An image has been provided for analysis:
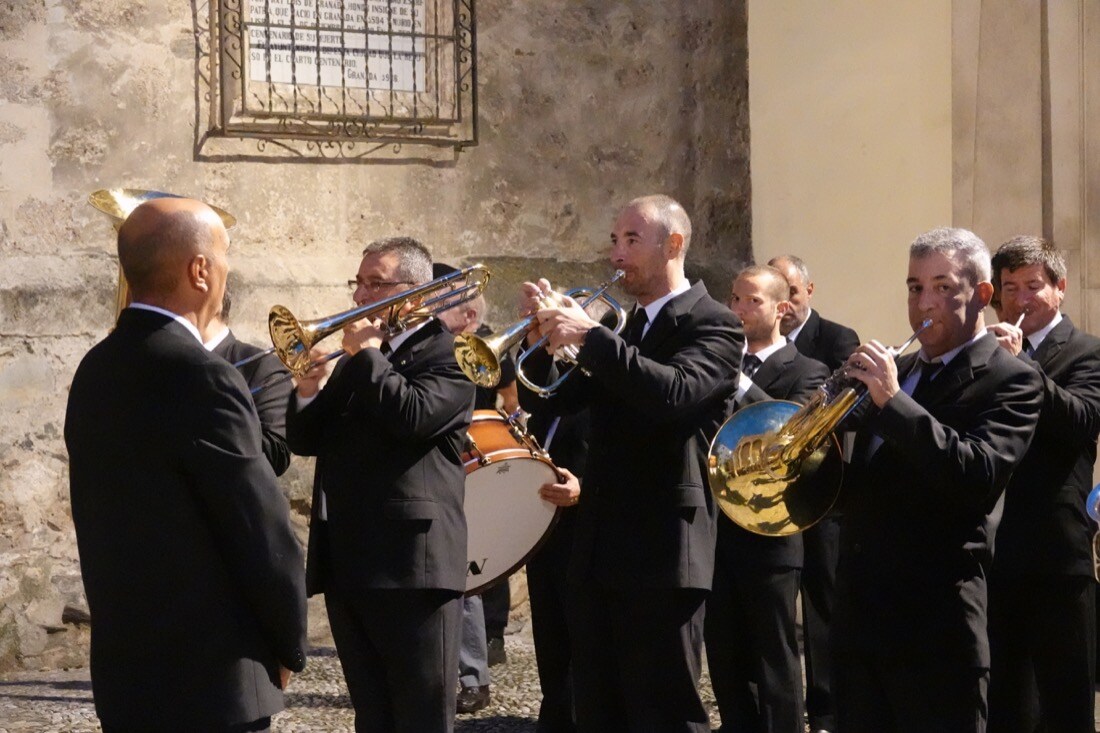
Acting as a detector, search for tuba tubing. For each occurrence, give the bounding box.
[708,319,932,535]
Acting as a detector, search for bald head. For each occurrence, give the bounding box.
[118,198,226,301]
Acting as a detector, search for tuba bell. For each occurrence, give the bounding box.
[708,320,931,536]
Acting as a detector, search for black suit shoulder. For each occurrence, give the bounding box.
[794,310,860,372]
[995,317,1100,576]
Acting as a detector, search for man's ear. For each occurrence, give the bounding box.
[805,281,815,298]
[975,280,994,307]
[189,254,210,293]
[666,232,684,259]
[776,300,791,316]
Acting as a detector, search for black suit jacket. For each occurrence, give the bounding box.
[792,309,860,372]
[287,319,475,596]
[719,343,830,568]
[835,333,1042,669]
[993,316,1100,578]
[64,308,308,730]
[213,331,293,476]
[519,281,744,590]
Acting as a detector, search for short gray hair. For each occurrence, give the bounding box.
[628,194,693,253]
[767,254,811,286]
[909,227,991,286]
[362,236,433,284]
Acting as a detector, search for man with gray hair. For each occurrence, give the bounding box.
[518,194,744,732]
[833,227,1042,731]
[985,236,1100,733]
[287,236,475,733]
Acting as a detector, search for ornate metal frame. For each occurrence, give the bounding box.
[193,0,476,160]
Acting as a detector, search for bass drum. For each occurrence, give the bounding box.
[463,410,560,596]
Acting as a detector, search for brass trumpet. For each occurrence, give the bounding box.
[708,319,932,536]
[454,271,628,396]
[264,263,491,379]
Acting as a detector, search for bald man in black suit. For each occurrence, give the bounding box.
[65,198,308,733]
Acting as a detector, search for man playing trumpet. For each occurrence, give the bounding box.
[832,227,1042,732]
[517,194,744,733]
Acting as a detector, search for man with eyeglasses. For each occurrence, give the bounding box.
[287,236,476,733]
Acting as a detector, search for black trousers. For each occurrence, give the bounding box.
[833,645,989,733]
[527,517,577,733]
[568,584,710,733]
[800,516,839,732]
[325,586,462,733]
[705,561,804,733]
[987,573,1096,733]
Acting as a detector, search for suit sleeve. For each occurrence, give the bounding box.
[1022,343,1100,448]
[183,363,308,672]
[248,353,293,476]
[872,362,1042,513]
[339,344,475,442]
[573,312,744,424]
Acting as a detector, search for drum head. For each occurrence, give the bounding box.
[464,456,559,595]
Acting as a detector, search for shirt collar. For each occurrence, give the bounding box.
[128,303,203,345]
[917,329,986,367]
[745,338,787,365]
[639,279,692,325]
[386,318,431,355]
[1026,311,1062,351]
[203,325,231,351]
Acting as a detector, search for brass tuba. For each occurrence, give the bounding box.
[708,320,931,536]
[88,189,236,320]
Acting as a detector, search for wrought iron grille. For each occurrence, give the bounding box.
[195,0,476,159]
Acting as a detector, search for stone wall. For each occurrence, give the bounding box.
[0,0,750,670]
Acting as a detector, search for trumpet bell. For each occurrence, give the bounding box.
[708,400,843,536]
[454,333,503,388]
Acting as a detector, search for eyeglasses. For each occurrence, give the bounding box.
[347,279,412,292]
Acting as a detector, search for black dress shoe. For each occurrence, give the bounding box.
[456,684,491,714]
[487,636,506,666]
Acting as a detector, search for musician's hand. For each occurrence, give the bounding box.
[295,345,335,399]
[279,665,292,690]
[539,467,581,507]
[845,340,900,408]
[519,280,553,347]
[538,295,600,353]
[987,321,1024,356]
[342,318,385,356]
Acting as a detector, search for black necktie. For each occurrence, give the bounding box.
[741,353,762,379]
[623,308,649,345]
[1023,338,1035,357]
[910,360,942,402]
[379,342,393,357]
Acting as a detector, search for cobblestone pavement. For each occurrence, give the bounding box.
[0,634,722,732]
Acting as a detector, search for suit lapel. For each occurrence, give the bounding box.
[635,282,707,355]
[388,319,442,369]
[751,344,795,392]
[1033,315,1071,365]
[794,310,821,352]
